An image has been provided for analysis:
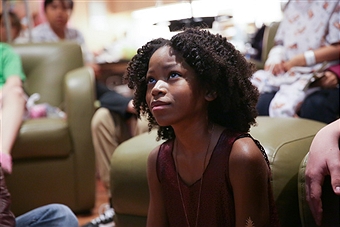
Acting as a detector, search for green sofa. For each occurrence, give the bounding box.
[110,117,339,227]
[5,42,97,216]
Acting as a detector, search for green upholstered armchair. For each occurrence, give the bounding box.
[110,117,340,227]
[5,42,96,216]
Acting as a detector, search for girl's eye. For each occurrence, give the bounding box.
[169,72,180,79]
[146,77,156,84]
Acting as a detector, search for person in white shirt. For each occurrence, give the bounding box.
[31,0,98,74]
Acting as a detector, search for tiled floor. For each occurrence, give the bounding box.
[76,179,109,226]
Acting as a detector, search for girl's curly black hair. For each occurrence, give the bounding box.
[126,27,259,141]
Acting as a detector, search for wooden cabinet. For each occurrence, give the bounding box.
[98,60,129,89]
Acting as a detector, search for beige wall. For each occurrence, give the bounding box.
[2,1,282,55]
[71,2,133,53]
[70,1,176,53]
[0,0,164,52]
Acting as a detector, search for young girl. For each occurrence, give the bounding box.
[126,28,280,227]
[0,43,26,174]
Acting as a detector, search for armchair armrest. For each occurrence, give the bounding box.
[64,66,96,132]
[64,66,97,208]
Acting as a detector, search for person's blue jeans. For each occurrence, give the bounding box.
[16,204,78,227]
[299,88,339,124]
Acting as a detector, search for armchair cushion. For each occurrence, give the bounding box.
[11,118,71,160]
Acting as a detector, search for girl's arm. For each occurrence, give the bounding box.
[230,138,271,227]
[146,145,168,227]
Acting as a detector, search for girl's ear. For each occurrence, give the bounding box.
[205,90,217,101]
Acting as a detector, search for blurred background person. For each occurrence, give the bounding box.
[0,42,26,174]
[299,64,339,124]
[253,0,339,123]
[30,0,99,74]
[0,11,23,43]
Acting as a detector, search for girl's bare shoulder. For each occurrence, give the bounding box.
[148,145,161,164]
[229,137,269,180]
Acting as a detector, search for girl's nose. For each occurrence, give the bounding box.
[151,80,167,98]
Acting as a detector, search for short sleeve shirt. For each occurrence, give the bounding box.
[0,43,26,88]
[275,0,340,60]
[31,22,94,64]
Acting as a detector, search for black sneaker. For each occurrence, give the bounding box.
[81,204,115,227]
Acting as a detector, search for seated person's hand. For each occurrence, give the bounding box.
[283,52,309,71]
[310,70,338,89]
[305,119,340,225]
[126,99,137,115]
[86,63,101,79]
[264,62,285,76]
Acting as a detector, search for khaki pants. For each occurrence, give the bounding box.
[91,108,148,196]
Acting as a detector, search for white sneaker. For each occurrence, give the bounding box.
[81,204,115,227]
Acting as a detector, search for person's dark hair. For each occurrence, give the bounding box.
[0,11,22,34]
[126,27,259,140]
[44,0,74,11]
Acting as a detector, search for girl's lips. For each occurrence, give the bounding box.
[150,100,170,110]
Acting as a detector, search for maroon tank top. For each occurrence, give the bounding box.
[156,130,280,227]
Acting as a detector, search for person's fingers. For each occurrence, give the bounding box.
[332,179,340,195]
[310,72,338,88]
[272,64,282,75]
[277,62,286,74]
[282,61,290,72]
[329,161,340,195]
[305,155,326,227]
[271,66,278,75]
[127,99,137,114]
[264,64,271,71]
[322,71,338,88]
[306,174,324,226]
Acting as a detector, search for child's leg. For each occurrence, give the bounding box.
[0,76,26,173]
[15,204,78,227]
